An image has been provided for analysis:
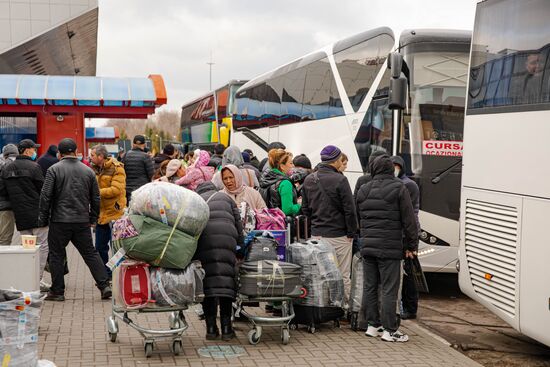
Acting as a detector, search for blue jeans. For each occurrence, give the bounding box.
[95,223,112,278]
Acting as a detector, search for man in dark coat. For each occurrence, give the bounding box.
[0,139,49,282]
[353,150,386,199]
[356,154,418,343]
[0,144,18,246]
[391,155,420,320]
[195,182,243,341]
[153,143,177,171]
[207,143,225,168]
[122,135,154,203]
[302,145,357,308]
[243,148,260,169]
[37,145,59,176]
[38,138,111,302]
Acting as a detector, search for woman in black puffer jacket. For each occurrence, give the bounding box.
[195,182,244,341]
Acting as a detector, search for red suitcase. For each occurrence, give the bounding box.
[117,260,151,309]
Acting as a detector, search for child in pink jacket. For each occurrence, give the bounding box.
[175,150,215,191]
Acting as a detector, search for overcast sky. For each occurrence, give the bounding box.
[96,0,478,115]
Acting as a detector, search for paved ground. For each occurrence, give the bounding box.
[36,246,482,367]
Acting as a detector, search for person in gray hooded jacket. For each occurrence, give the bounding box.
[211,145,259,189]
[0,144,18,245]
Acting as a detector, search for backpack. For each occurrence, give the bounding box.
[254,207,286,230]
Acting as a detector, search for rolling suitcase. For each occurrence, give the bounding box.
[239,260,303,297]
[293,215,310,242]
[114,260,151,309]
[291,304,344,333]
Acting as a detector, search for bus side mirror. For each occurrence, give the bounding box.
[387,52,407,110]
[389,76,407,110]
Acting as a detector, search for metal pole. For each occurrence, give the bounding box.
[392,109,402,156]
[207,51,214,91]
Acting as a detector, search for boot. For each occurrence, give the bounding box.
[221,316,235,341]
[205,316,219,340]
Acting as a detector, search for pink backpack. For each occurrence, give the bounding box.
[254,208,287,230]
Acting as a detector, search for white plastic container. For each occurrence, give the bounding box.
[0,246,40,292]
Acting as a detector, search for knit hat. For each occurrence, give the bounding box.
[2,144,18,158]
[293,154,312,169]
[320,145,342,162]
[242,151,251,163]
[165,159,182,177]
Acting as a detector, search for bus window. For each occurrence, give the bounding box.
[468,0,550,111]
[302,57,333,121]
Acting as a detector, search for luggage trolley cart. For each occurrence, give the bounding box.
[235,295,295,345]
[107,302,189,357]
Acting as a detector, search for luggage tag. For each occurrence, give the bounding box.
[107,248,126,270]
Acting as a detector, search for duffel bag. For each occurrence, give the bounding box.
[245,235,279,262]
[239,260,302,297]
[113,214,197,270]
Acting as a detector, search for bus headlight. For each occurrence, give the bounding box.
[429,236,437,244]
[420,231,429,241]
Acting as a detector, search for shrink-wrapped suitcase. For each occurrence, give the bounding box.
[150,261,205,307]
[239,260,302,297]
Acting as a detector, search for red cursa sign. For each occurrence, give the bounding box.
[422,140,463,156]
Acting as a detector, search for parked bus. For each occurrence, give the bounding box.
[458,0,550,347]
[180,80,246,152]
[232,27,470,272]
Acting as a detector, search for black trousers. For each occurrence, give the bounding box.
[202,297,233,319]
[363,256,401,333]
[48,222,109,295]
[401,258,419,314]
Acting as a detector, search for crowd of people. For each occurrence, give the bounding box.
[0,133,420,343]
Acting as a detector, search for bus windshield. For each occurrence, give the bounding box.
[403,46,469,174]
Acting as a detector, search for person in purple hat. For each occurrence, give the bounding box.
[301,145,357,309]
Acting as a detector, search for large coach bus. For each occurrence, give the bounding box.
[180,80,246,151]
[458,0,550,347]
[232,27,470,272]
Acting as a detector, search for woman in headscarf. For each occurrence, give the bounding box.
[221,165,266,210]
[211,146,259,189]
[175,150,214,191]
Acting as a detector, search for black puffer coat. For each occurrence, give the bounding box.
[356,154,418,259]
[259,169,296,209]
[123,148,154,195]
[195,182,244,299]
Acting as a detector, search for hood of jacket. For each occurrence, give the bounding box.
[259,169,286,189]
[369,154,394,178]
[391,155,406,178]
[193,150,211,168]
[222,145,244,167]
[196,181,218,195]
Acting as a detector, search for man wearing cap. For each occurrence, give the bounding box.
[90,144,127,278]
[0,139,50,280]
[122,135,154,203]
[301,145,358,309]
[0,144,18,245]
[38,138,111,301]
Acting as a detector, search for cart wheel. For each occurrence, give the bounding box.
[107,315,118,333]
[334,319,341,328]
[307,326,316,334]
[247,329,261,345]
[289,323,298,331]
[350,313,359,331]
[281,329,290,345]
[171,340,182,356]
[144,342,154,358]
[108,331,117,343]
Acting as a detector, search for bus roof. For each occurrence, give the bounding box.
[399,29,471,49]
[181,79,247,109]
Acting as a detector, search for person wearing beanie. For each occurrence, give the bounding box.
[301,145,357,308]
[0,144,18,246]
[37,144,59,176]
[38,138,111,302]
[241,151,261,181]
[293,154,312,170]
[243,148,260,169]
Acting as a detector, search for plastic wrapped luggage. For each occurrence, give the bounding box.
[113,260,151,309]
[349,253,367,331]
[0,290,42,367]
[292,304,344,333]
[129,181,209,237]
[287,240,344,307]
[113,215,197,270]
[239,260,302,297]
[245,235,279,262]
[150,261,205,307]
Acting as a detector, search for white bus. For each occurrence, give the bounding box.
[232,27,470,273]
[458,0,550,347]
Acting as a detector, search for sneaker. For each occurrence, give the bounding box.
[365,325,384,337]
[101,285,112,300]
[39,280,51,293]
[44,292,65,302]
[381,329,409,342]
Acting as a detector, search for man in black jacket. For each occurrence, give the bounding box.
[38,138,111,302]
[391,155,420,320]
[356,154,418,342]
[0,139,50,282]
[207,143,225,168]
[153,143,177,171]
[37,144,59,176]
[302,145,357,308]
[353,150,386,199]
[123,135,154,203]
